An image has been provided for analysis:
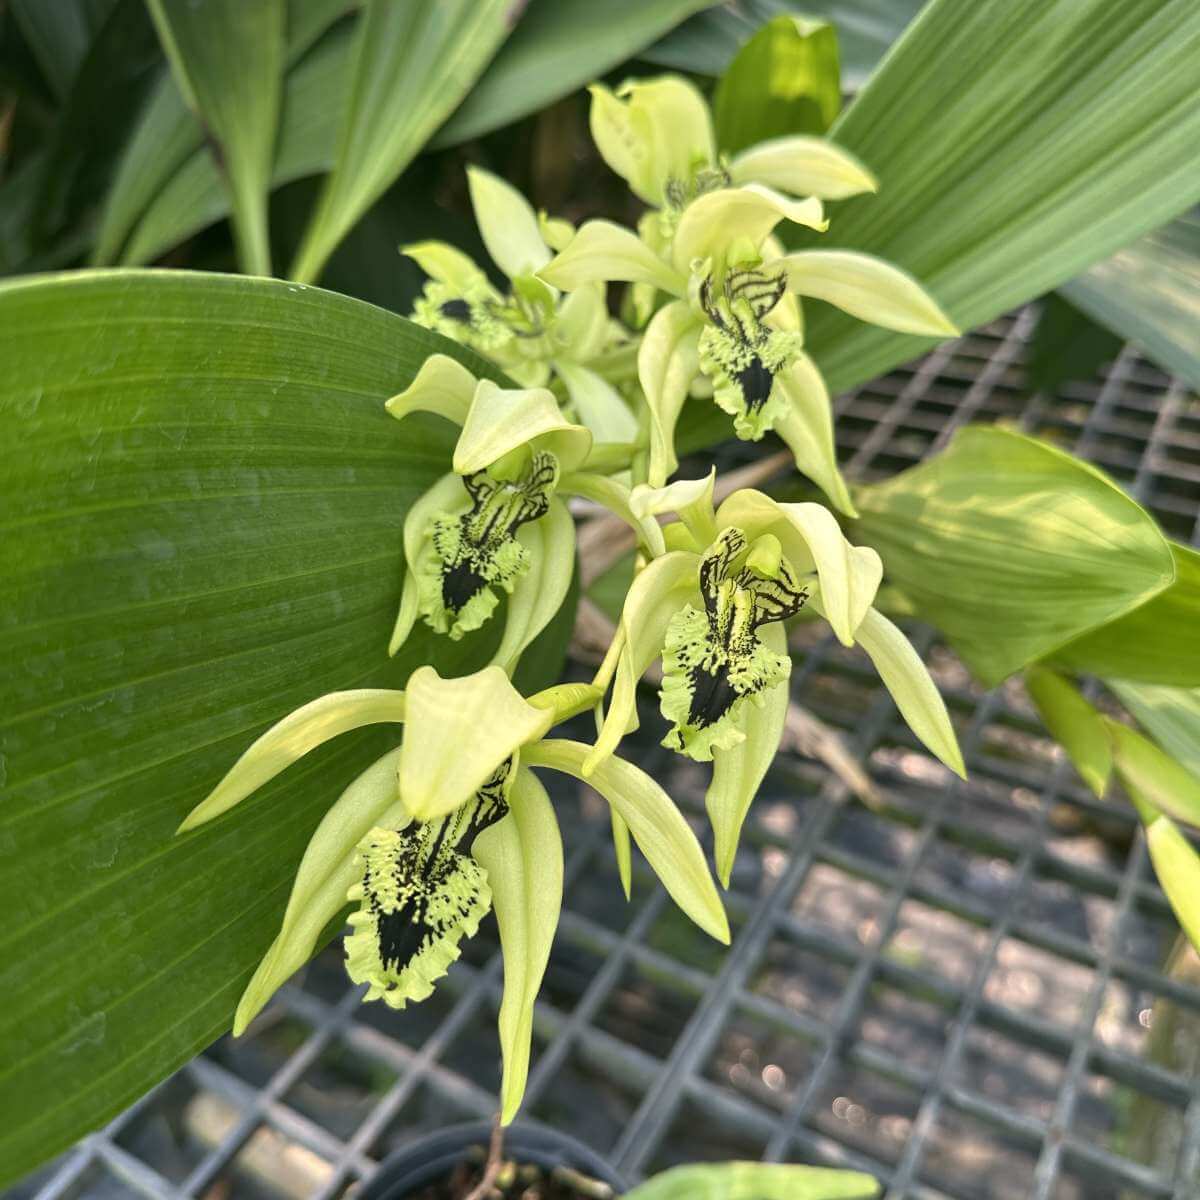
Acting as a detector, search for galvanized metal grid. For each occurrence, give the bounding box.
[10,305,1200,1200]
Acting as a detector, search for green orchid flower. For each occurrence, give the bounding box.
[177,667,728,1124]
[587,480,965,884]
[541,75,957,511]
[385,356,590,669]
[407,165,640,445]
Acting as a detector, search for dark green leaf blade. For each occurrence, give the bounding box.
[146,0,285,274]
[852,426,1175,686]
[801,0,1200,395]
[1061,210,1200,394]
[432,0,715,149]
[0,269,509,1183]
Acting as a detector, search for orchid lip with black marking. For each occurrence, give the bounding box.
[660,526,810,760]
[417,451,559,639]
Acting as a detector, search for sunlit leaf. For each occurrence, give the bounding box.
[1109,682,1200,782]
[1107,718,1200,831]
[1025,666,1111,798]
[624,1160,880,1200]
[852,427,1175,686]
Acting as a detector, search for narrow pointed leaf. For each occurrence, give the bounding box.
[472,768,563,1125]
[146,0,284,274]
[852,427,1175,686]
[1110,683,1200,782]
[525,739,729,944]
[1107,718,1200,831]
[845,606,964,778]
[290,0,511,283]
[1025,667,1111,798]
[1143,811,1200,955]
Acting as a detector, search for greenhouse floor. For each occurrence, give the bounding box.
[11,306,1200,1200]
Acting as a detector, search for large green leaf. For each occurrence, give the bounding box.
[624,1161,880,1200]
[797,0,1200,395]
[8,0,114,101]
[289,0,511,284]
[1051,543,1200,686]
[1061,210,1200,394]
[0,269,572,1184]
[92,0,351,267]
[852,427,1175,686]
[146,0,284,275]
[433,0,714,148]
[645,0,920,89]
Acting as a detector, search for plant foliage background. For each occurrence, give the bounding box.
[1,0,1199,1184]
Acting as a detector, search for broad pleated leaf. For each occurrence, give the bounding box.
[1051,543,1200,686]
[852,427,1175,686]
[1061,211,1200,394]
[434,0,713,148]
[472,768,563,1124]
[146,0,284,274]
[796,0,1200,396]
[289,0,511,283]
[0,269,574,1185]
[1025,666,1112,798]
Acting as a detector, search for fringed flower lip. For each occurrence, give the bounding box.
[175,668,729,1124]
[584,482,965,886]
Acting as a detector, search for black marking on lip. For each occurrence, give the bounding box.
[734,353,774,411]
[441,558,487,611]
[687,661,740,728]
[439,298,472,321]
[375,901,433,972]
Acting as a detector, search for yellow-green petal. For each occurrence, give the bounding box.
[233,748,408,1034]
[385,353,476,427]
[541,220,687,295]
[402,240,489,290]
[178,689,408,831]
[672,184,827,272]
[730,135,877,200]
[631,469,717,547]
[399,666,553,821]
[472,767,563,1124]
[774,353,856,516]
[556,360,639,443]
[588,77,715,206]
[782,250,959,336]
[849,605,965,778]
[525,738,729,944]
[715,490,881,644]
[466,164,551,281]
[707,622,790,886]
[638,299,702,486]
[453,379,592,474]
[489,498,577,675]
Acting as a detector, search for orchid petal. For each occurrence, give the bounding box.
[730,135,877,200]
[541,220,686,295]
[453,379,592,474]
[466,164,551,280]
[385,353,476,427]
[775,353,856,516]
[638,299,702,485]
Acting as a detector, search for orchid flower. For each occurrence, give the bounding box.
[587,478,965,884]
[177,668,728,1123]
[541,77,957,512]
[407,165,640,444]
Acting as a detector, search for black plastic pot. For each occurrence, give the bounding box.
[359,1121,628,1199]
